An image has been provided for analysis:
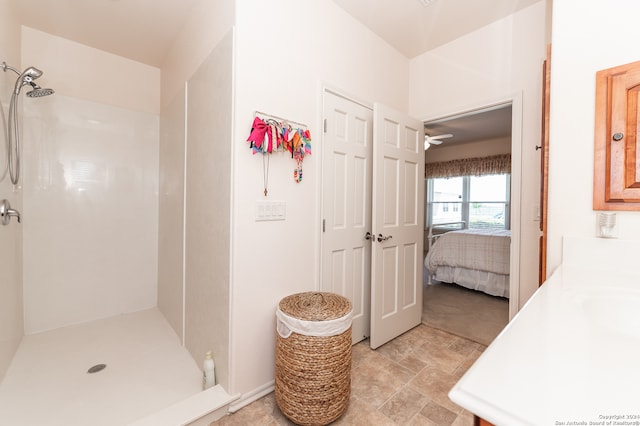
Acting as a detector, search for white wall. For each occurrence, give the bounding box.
[22,27,159,115]
[231,0,410,398]
[21,28,160,333]
[0,0,23,381]
[157,86,185,342]
[547,1,640,272]
[157,0,235,389]
[160,0,235,109]
[409,1,546,308]
[184,31,233,390]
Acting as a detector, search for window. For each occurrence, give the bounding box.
[427,173,510,231]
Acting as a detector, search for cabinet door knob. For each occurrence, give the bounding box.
[612,132,624,141]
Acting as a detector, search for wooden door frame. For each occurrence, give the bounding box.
[539,44,551,284]
[422,93,523,320]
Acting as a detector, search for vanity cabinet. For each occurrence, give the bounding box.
[594,60,640,210]
[474,416,494,426]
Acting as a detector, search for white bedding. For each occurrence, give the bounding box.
[424,228,511,298]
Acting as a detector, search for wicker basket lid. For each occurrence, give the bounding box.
[279,292,352,321]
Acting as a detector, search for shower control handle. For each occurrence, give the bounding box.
[0,199,21,225]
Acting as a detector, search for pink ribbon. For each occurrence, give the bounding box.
[247,117,274,153]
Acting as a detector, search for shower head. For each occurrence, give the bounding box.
[2,62,42,80]
[3,63,51,96]
[26,82,54,98]
[2,61,53,186]
[13,66,44,95]
[27,87,55,98]
[21,66,43,80]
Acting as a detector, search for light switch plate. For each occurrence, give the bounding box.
[255,200,286,221]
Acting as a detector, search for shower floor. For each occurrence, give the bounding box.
[0,308,203,426]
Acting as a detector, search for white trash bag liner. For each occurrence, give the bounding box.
[276,307,353,338]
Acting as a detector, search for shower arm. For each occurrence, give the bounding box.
[1,61,21,76]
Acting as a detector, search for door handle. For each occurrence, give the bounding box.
[377,233,392,242]
[365,231,373,241]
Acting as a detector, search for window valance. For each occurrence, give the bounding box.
[425,153,511,179]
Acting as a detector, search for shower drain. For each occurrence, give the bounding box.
[87,363,107,374]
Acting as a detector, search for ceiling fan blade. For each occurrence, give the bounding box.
[424,138,443,149]
[424,133,453,148]
[429,133,453,140]
[425,133,452,142]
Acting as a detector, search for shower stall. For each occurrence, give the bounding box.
[0,21,235,426]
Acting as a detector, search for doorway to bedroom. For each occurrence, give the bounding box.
[422,104,512,346]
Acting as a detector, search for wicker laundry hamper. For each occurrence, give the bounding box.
[275,292,353,426]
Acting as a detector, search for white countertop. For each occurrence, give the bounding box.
[449,237,640,426]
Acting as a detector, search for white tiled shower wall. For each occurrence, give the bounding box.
[22,95,159,333]
[20,27,160,334]
[157,30,234,391]
[0,0,23,381]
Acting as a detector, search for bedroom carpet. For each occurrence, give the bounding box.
[422,281,509,346]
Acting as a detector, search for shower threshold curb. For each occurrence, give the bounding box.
[128,385,240,426]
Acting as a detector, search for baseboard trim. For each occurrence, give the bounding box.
[228,381,275,413]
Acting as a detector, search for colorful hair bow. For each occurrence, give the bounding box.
[247,117,275,154]
[246,114,312,190]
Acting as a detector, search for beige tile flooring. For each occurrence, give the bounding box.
[211,324,485,425]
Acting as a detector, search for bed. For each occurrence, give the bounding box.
[424,227,511,298]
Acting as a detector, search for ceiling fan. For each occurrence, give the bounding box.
[424,133,453,149]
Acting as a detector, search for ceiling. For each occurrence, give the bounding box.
[12,0,202,68]
[331,0,541,58]
[424,105,512,148]
[329,0,530,148]
[11,0,542,68]
[12,0,525,140]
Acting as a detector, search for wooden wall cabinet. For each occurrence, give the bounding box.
[594,60,640,210]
